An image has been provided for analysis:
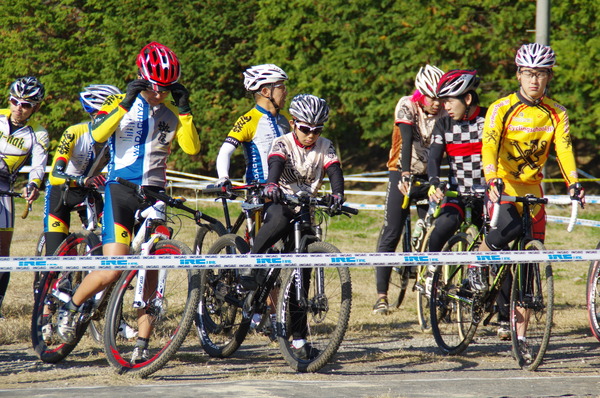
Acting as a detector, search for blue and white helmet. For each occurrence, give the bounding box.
[79,84,122,113]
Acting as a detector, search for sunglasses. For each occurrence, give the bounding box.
[295,121,324,135]
[9,96,34,109]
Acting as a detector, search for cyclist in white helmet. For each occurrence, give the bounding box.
[215,64,290,187]
[0,76,49,318]
[44,84,122,257]
[373,65,446,315]
[477,43,584,358]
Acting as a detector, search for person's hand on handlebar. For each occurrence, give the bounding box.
[569,182,585,208]
[486,178,504,203]
[427,178,445,203]
[398,173,411,196]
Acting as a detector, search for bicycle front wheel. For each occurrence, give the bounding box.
[193,221,227,254]
[586,241,600,342]
[103,240,200,377]
[389,231,410,308]
[195,234,251,358]
[430,233,477,355]
[510,239,553,371]
[277,242,352,372]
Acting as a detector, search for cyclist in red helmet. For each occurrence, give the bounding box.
[55,43,200,364]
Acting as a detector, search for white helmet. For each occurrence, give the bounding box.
[79,85,122,113]
[515,43,555,69]
[289,94,329,125]
[243,64,288,92]
[415,65,444,98]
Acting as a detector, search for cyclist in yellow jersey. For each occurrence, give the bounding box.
[474,43,585,348]
[56,43,200,364]
[215,64,289,187]
[43,85,122,257]
[0,76,48,318]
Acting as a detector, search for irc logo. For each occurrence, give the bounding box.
[403,255,430,262]
[101,260,135,265]
[18,260,48,267]
[180,259,216,265]
[257,258,292,264]
[331,257,366,263]
[548,254,573,260]
[476,255,502,261]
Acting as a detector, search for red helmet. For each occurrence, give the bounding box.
[136,42,181,89]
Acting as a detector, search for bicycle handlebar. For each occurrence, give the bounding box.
[116,177,220,225]
[283,193,359,216]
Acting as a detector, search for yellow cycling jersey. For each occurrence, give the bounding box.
[482,91,578,186]
[0,109,49,187]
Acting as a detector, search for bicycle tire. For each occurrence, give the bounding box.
[415,227,435,332]
[390,231,410,308]
[430,233,477,355]
[193,221,227,255]
[103,239,200,377]
[31,271,90,363]
[195,234,252,358]
[277,241,352,372]
[53,232,104,343]
[510,239,553,371]
[32,232,46,294]
[586,241,600,342]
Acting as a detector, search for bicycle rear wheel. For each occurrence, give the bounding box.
[195,234,251,358]
[31,271,90,363]
[430,234,477,355]
[54,232,105,343]
[277,242,352,372]
[103,240,200,377]
[586,241,600,342]
[510,239,553,371]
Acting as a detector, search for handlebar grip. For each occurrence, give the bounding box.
[21,205,30,219]
[567,199,579,233]
[401,194,410,210]
[490,200,501,229]
[115,177,138,191]
[341,205,359,215]
[202,184,226,195]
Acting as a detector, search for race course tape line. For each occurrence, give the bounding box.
[5,250,600,272]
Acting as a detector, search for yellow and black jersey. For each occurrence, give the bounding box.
[0,109,48,186]
[482,91,578,186]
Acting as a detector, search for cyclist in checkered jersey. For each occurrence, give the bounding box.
[427,69,487,252]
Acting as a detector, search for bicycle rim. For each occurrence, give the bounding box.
[510,239,553,371]
[586,242,600,342]
[195,234,251,358]
[430,234,477,355]
[103,240,200,377]
[277,241,352,372]
[31,271,89,363]
[390,231,410,308]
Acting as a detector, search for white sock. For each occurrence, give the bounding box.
[291,339,306,349]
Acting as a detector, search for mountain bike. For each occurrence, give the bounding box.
[586,244,600,342]
[429,190,578,371]
[200,193,357,372]
[194,182,276,352]
[101,177,224,377]
[385,177,433,331]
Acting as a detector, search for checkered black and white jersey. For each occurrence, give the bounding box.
[428,107,488,193]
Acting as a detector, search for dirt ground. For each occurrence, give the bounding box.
[2,303,600,395]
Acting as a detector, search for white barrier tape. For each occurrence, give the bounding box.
[3,250,599,272]
[547,215,600,228]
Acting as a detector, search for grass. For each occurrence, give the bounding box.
[1,193,599,347]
